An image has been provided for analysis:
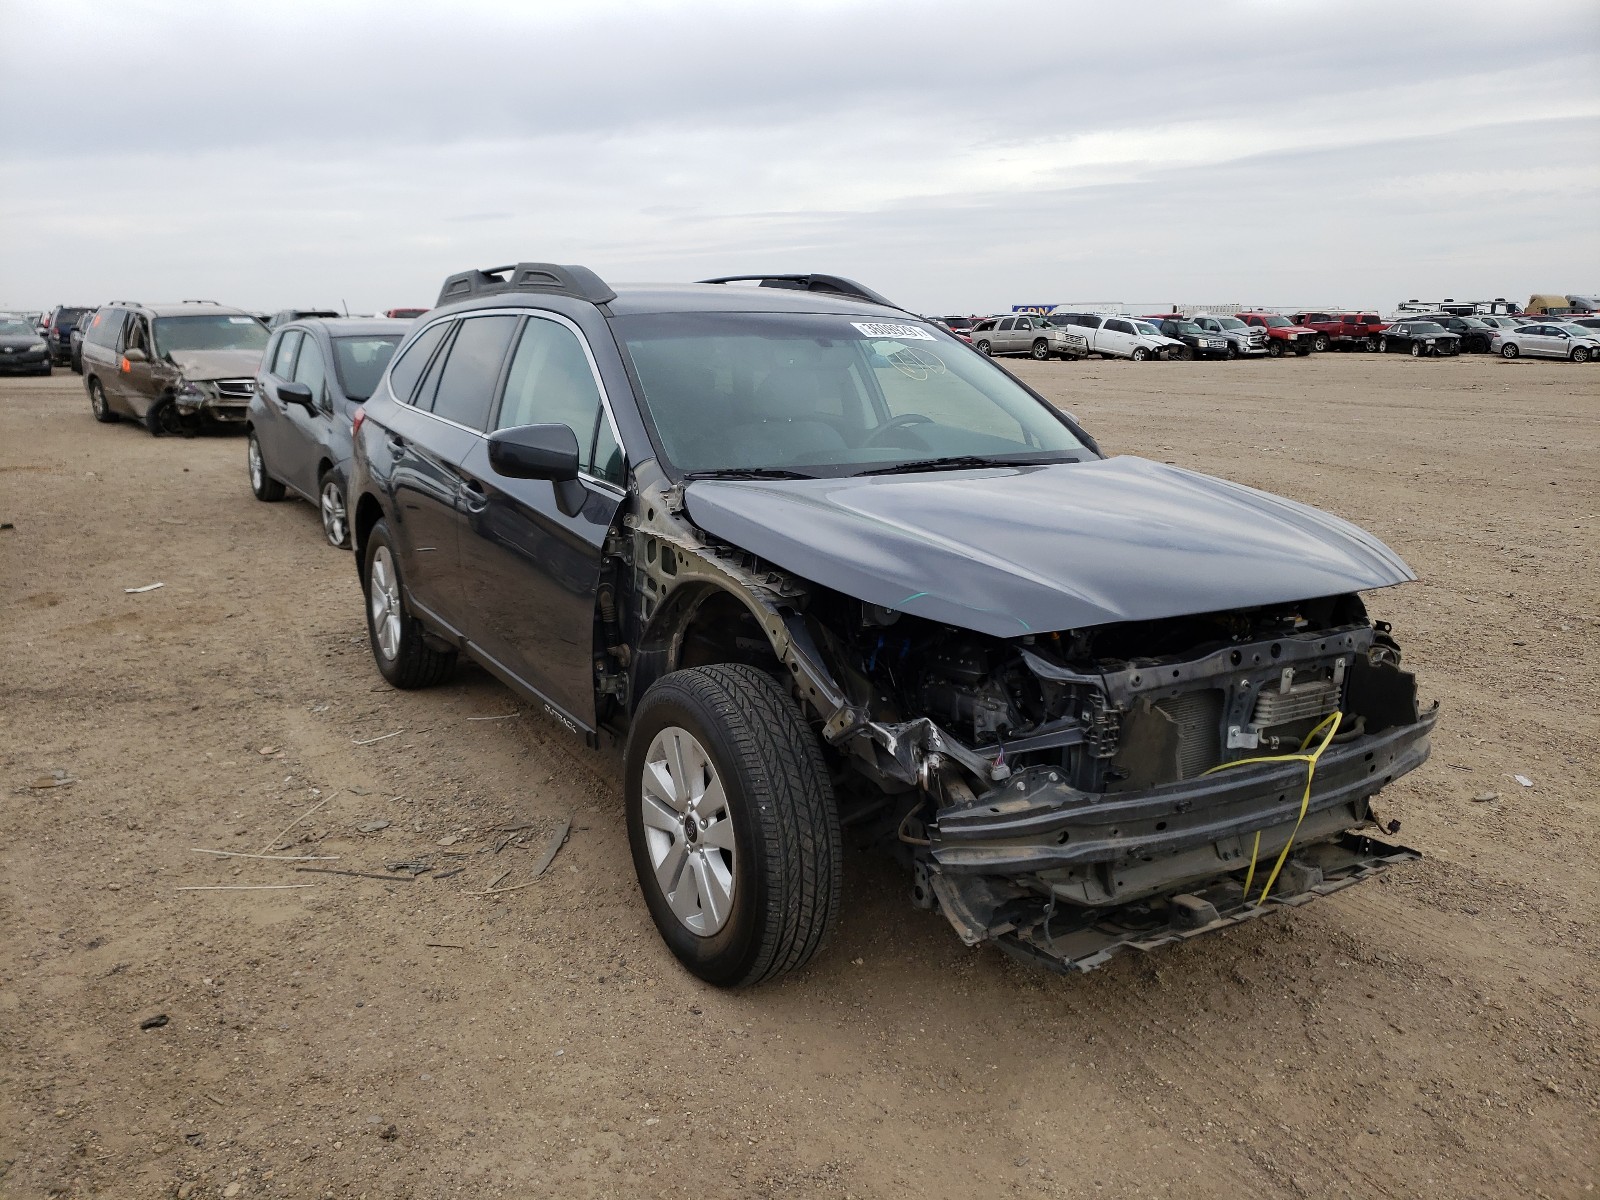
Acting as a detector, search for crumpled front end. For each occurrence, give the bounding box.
[808,595,1436,974]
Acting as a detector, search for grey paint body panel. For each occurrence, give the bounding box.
[684,455,1414,637]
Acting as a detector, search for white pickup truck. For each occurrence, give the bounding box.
[1044,311,1181,360]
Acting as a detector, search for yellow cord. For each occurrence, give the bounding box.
[1201,711,1343,906]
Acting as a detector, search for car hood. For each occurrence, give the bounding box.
[0,334,42,350]
[684,456,1415,638]
[164,349,264,380]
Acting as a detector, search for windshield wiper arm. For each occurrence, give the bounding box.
[680,467,817,481]
[857,454,1077,477]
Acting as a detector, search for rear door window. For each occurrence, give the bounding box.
[427,315,518,431]
[386,320,451,404]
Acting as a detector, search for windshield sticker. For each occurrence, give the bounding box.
[851,321,935,341]
[227,317,256,324]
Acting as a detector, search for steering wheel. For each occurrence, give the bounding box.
[863,413,933,446]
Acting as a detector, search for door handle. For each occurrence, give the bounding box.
[461,479,488,512]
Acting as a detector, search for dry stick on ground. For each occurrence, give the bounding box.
[465,714,519,721]
[424,942,466,949]
[176,884,317,892]
[293,867,417,883]
[485,869,512,891]
[257,793,334,854]
[191,849,339,861]
[352,730,403,746]
[464,816,572,896]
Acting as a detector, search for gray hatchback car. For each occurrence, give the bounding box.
[246,318,409,546]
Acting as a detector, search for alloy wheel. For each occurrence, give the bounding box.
[321,479,348,547]
[248,436,264,492]
[639,725,737,936]
[368,546,403,663]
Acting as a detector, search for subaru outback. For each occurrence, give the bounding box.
[348,263,1436,987]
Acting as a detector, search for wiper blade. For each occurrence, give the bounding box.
[680,467,817,481]
[857,454,1076,477]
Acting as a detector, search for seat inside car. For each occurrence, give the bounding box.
[728,365,852,465]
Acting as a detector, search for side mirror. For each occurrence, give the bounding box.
[123,348,147,363]
[278,381,315,408]
[488,423,579,482]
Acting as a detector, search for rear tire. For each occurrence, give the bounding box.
[248,431,286,501]
[88,378,119,423]
[361,519,456,689]
[1366,336,1380,352]
[626,664,843,988]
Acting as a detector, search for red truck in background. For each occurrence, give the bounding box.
[1237,312,1319,356]
[1291,312,1390,352]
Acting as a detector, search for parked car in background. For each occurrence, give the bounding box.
[1143,316,1230,359]
[268,308,340,329]
[936,315,976,343]
[247,318,409,546]
[347,260,1435,987]
[1237,313,1317,356]
[1046,312,1174,360]
[384,307,429,320]
[81,301,271,434]
[1491,322,1600,362]
[1290,313,1386,352]
[1378,321,1460,357]
[970,313,1087,359]
[69,309,98,373]
[43,305,97,366]
[1569,316,1600,333]
[1189,313,1269,357]
[1406,313,1496,353]
[0,315,52,375]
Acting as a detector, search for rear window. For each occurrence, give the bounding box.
[57,307,92,324]
[333,335,403,402]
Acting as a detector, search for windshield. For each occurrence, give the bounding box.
[153,314,269,356]
[1557,324,1595,337]
[0,319,35,337]
[1170,321,1202,335]
[333,335,403,401]
[617,312,1091,477]
[1262,315,1294,328]
[1134,322,1163,337]
[1213,317,1246,330]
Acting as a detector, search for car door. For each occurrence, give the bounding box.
[1101,318,1137,357]
[384,313,520,632]
[254,330,302,479]
[455,312,626,733]
[1521,325,1557,358]
[281,332,334,497]
[117,313,158,416]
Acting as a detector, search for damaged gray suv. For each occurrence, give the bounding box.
[349,263,1437,987]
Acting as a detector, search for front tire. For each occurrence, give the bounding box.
[1411,342,1424,358]
[145,397,182,437]
[626,664,843,988]
[975,339,991,356]
[1030,339,1050,361]
[1130,347,1149,362]
[1501,343,1519,359]
[1574,346,1591,364]
[1313,334,1329,352]
[88,378,119,423]
[318,469,350,548]
[361,520,456,689]
[1267,341,1283,358]
[247,431,286,501]
[1226,343,1239,360]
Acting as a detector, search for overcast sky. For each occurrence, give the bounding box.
[2,0,1596,315]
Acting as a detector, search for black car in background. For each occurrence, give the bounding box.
[344,261,1434,989]
[1146,316,1230,359]
[1379,321,1461,357]
[247,318,408,547]
[44,305,96,365]
[0,315,52,375]
[1407,313,1495,352]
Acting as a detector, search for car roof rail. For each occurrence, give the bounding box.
[181,299,221,304]
[697,274,902,311]
[436,262,616,308]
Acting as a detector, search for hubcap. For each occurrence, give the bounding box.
[91,384,105,415]
[248,437,263,490]
[368,546,402,662]
[321,481,346,545]
[640,726,736,936]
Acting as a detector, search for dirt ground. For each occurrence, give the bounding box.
[1,353,1596,1200]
